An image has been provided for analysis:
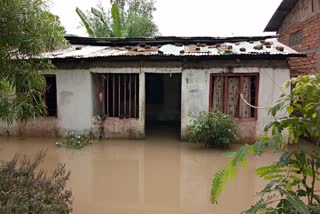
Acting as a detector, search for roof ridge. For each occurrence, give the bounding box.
[65,35,278,46]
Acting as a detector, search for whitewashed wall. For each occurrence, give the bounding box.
[180,67,290,142]
[0,65,290,142]
[56,69,93,133]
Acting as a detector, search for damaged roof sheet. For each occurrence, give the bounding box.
[41,36,302,59]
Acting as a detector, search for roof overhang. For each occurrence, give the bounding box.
[264,0,299,32]
[50,53,304,64]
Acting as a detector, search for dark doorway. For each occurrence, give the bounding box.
[145,73,181,138]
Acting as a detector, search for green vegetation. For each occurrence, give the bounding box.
[244,149,320,213]
[0,0,66,124]
[57,131,92,149]
[0,152,72,213]
[187,111,237,148]
[0,1,71,212]
[76,0,159,37]
[211,74,320,213]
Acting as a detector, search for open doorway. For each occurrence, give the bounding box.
[145,73,181,138]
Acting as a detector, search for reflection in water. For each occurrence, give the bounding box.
[0,136,280,214]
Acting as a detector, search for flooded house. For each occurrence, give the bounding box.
[0,36,303,143]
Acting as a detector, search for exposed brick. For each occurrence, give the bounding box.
[278,11,320,76]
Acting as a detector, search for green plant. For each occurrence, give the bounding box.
[211,74,320,213]
[76,0,159,37]
[95,115,106,140]
[0,152,72,213]
[111,2,121,37]
[58,131,91,149]
[187,111,237,148]
[244,149,320,214]
[0,0,66,124]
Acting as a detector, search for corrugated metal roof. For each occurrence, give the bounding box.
[41,37,302,59]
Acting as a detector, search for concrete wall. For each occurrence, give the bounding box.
[0,115,58,137]
[181,68,211,138]
[180,67,290,143]
[0,63,290,143]
[57,69,93,133]
[0,69,93,137]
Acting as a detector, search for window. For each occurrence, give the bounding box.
[94,73,139,118]
[44,75,57,117]
[209,73,259,119]
[289,31,302,46]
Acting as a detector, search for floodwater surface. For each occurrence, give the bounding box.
[0,132,282,214]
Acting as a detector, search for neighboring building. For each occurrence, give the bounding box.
[0,36,302,143]
[265,0,320,76]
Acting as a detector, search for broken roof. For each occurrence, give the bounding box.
[264,0,299,32]
[41,35,303,60]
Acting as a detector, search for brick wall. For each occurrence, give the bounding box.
[278,1,320,76]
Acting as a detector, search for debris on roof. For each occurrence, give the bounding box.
[40,36,303,60]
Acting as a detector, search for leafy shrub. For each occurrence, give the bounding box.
[0,152,72,213]
[244,149,320,214]
[57,131,91,149]
[187,111,237,148]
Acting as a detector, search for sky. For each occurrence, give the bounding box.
[49,0,282,37]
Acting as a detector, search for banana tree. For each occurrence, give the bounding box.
[75,7,95,36]
[76,0,158,38]
[76,2,122,37]
[111,3,121,37]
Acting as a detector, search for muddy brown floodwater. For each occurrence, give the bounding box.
[0,131,282,214]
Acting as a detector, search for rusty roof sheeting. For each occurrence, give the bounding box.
[41,37,302,59]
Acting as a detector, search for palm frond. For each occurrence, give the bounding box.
[76,7,95,37]
[111,3,121,37]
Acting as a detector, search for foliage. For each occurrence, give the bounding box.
[58,131,92,149]
[244,149,320,214]
[211,140,265,204]
[76,7,95,36]
[0,152,72,213]
[266,74,320,145]
[211,74,320,212]
[76,0,159,37]
[95,115,106,140]
[187,111,237,148]
[111,2,122,37]
[0,0,66,124]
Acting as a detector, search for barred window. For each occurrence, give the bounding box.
[210,73,259,119]
[94,73,139,118]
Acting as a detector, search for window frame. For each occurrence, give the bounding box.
[209,73,259,121]
[93,73,140,119]
[289,30,302,47]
